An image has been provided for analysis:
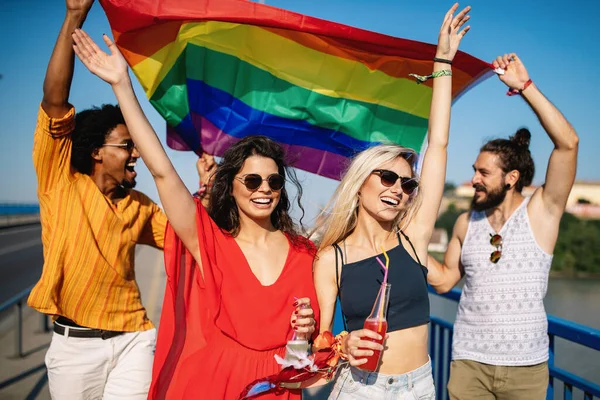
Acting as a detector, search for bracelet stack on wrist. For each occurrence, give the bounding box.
[408,57,454,84]
[409,69,452,84]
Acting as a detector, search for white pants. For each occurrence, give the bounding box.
[45,327,156,400]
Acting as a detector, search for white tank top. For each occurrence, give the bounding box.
[453,197,553,366]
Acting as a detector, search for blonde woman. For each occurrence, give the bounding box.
[312,4,471,399]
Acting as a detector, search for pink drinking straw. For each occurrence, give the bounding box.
[375,251,390,331]
[376,246,391,284]
[376,257,388,284]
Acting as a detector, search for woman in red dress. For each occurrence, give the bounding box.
[71,30,319,399]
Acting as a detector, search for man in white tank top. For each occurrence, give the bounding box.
[427,53,579,399]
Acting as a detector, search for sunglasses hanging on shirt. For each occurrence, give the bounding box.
[489,233,503,263]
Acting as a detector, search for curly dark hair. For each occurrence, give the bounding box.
[71,105,126,174]
[208,136,311,251]
[480,128,535,192]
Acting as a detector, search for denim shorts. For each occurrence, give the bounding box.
[328,358,436,400]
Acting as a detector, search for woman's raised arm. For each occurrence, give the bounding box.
[72,29,201,263]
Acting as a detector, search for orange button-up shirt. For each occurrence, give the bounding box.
[28,105,167,332]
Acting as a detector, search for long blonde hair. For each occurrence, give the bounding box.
[311,144,423,251]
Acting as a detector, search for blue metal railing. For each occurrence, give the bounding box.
[0,286,50,399]
[2,283,598,399]
[0,285,50,358]
[428,287,600,400]
[0,204,40,216]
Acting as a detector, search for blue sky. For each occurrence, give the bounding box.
[1,0,599,223]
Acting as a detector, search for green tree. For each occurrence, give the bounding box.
[552,213,600,274]
[444,182,457,194]
[435,202,466,237]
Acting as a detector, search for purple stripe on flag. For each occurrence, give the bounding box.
[190,115,349,180]
[166,125,194,151]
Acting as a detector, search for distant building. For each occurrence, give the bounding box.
[565,203,600,219]
[566,181,600,207]
[428,228,449,253]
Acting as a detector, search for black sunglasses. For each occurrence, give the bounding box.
[372,169,419,195]
[235,173,285,191]
[102,139,136,153]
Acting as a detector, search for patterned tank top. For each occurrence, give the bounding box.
[453,197,553,366]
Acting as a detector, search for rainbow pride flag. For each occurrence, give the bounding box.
[100,0,492,180]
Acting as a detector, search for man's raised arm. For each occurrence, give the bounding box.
[34,1,94,194]
[492,53,579,217]
[42,0,93,117]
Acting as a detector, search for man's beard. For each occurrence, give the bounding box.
[121,179,136,190]
[471,183,508,212]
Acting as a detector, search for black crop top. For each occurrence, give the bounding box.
[334,231,430,333]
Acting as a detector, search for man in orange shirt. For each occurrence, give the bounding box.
[28,1,167,398]
[194,152,217,207]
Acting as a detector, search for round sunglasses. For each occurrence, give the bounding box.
[489,233,503,264]
[372,169,419,195]
[235,173,285,191]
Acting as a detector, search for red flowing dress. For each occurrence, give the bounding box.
[149,200,319,399]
